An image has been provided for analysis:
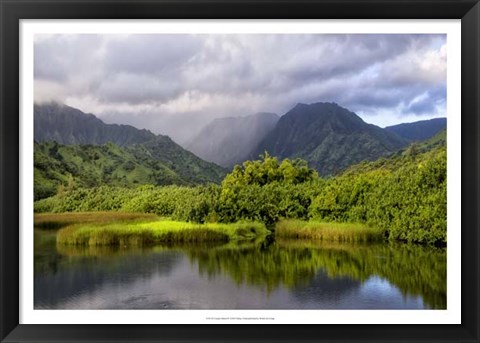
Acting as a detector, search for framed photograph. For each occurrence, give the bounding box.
[1,0,479,342]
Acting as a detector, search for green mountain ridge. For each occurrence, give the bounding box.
[34,140,226,200]
[34,103,227,200]
[385,117,446,142]
[34,102,447,201]
[34,102,156,146]
[251,102,409,176]
[341,128,446,176]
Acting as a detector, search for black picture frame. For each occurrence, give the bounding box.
[1,0,479,342]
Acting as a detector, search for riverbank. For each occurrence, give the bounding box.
[35,213,269,246]
[36,212,387,247]
[275,219,383,243]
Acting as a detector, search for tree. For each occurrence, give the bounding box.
[222,153,318,188]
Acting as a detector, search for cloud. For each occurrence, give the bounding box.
[104,35,201,75]
[403,85,446,115]
[34,33,447,141]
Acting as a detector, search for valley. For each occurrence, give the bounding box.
[33,101,447,310]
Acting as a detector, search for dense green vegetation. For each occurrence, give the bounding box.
[309,144,446,245]
[34,141,225,200]
[34,103,226,200]
[36,140,446,246]
[275,220,383,243]
[34,103,446,246]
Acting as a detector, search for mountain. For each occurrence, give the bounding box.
[418,128,446,150]
[34,103,226,200]
[34,140,226,200]
[186,112,279,168]
[251,102,409,176]
[384,117,446,142]
[34,102,156,146]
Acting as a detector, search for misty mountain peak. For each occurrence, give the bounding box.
[34,102,158,146]
[187,112,280,168]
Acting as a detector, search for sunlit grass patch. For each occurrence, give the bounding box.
[56,219,268,246]
[275,219,383,243]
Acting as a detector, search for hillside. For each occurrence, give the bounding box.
[187,112,279,168]
[34,102,156,146]
[34,103,227,200]
[342,128,446,176]
[418,128,446,150]
[34,140,226,200]
[251,102,408,176]
[385,117,446,141]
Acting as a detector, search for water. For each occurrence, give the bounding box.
[34,229,446,309]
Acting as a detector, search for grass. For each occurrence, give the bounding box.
[39,212,382,246]
[275,219,384,243]
[56,218,269,246]
[34,212,157,229]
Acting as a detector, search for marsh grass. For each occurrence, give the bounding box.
[34,212,157,229]
[275,219,383,243]
[57,219,268,246]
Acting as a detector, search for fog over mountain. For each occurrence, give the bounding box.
[187,112,279,168]
[34,34,447,144]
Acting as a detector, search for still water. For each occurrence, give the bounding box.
[34,229,446,309]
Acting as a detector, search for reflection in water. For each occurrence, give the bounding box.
[34,230,446,309]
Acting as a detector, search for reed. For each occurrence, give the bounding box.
[275,219,383,243]
[34,212,157,229]
[57,219,268,246]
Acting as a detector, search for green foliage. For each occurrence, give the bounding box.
[365,148,446,245]
[275,220,383,243]
[56,219,269,246]
[222,153,318,188]
[218,154,321,225]
[34,140,226,201]
[35,145,447,246]
[309,146,446,245]
[121,184,221,223]
[35,184,221,224]
[217,181,324,226]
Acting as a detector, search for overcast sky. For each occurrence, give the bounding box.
[34,34,446,144]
